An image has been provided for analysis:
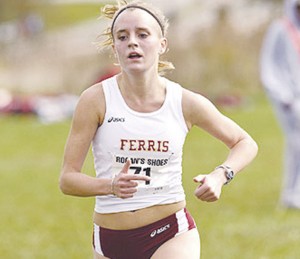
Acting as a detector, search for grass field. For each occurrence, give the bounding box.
[1,96,300,259]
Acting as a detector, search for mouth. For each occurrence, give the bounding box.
[128,52,142,59]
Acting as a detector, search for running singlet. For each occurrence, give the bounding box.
[92,76,188,213]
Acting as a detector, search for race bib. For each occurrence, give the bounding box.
[111,154,172,195]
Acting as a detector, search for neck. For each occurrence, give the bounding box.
[116,71,166,112]
[117,71,162,98]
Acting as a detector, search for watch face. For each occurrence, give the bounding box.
[227,170,234,179]
[225,167,234,184]
[215,165,234,184]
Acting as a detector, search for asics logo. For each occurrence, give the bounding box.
[150,224,170,238]
[108,117,125,123]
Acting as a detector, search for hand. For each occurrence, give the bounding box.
[112,160,151,199]
[193,172,224,202]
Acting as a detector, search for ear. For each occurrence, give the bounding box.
[159,37,168,55]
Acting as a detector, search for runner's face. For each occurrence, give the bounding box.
[112,9,166,74]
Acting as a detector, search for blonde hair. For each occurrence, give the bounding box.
[97,0,175,74]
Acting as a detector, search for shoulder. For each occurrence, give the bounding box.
[182,88,220,129]
[164,78,218,115]
[75,82,106,125]
[81,82,104,101]
[79,82,104,109]
[182,88,214,111]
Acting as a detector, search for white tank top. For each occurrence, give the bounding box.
[92,76,188,213]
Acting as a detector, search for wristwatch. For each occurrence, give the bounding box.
[215,165,234,185]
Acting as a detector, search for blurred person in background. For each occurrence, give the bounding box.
[260,0,300,209]
[60,1,258,258]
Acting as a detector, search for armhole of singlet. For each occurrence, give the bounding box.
[177,85,189,134]
[167,80,189,134]
[100,77,115,124]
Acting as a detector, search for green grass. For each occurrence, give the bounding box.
[1,96,299,259]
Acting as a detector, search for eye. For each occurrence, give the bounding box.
[139,33,148,39]
[118,35,127,41]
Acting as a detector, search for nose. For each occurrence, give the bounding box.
[128,35,138,48]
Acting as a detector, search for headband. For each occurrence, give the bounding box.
[111,5,164,36]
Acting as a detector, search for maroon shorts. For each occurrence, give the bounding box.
[93,208,196,259]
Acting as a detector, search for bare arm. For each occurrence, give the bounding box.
[59,84,109,197]
[182,89,258,202]
[59,84,151,198]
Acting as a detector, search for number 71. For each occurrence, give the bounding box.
[130,166,151,185]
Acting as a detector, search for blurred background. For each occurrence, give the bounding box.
[1,0,299,258]
[0,0,278,102]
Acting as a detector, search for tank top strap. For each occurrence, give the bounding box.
[101,76,118,110]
